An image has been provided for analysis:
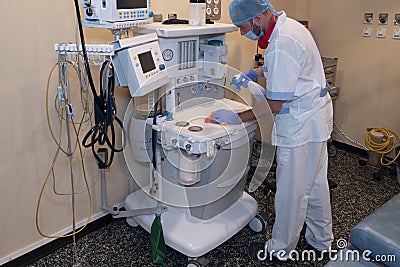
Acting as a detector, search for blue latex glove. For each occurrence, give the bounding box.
[230,69,258,91]
[209,109,240,125]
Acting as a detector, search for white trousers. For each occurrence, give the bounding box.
[266,141,334,255]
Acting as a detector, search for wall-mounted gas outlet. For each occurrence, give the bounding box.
[379,13,388,25]
[394,14,400,25]
[364,13,373,24]
[362,27,372,37]
[206,0,221,20]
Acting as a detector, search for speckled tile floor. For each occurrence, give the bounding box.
[26,148,400,267]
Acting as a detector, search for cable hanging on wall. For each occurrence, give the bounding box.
[73,0,124,169]
[37,58,93,241]
[36,2,124,267]
[82,59,123,168]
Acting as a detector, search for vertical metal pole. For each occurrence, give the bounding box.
[61,58,80,267]
[65,109,79,267]
[97,148,118,215]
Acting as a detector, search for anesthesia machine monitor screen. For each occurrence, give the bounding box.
[138,51,156,74]
[82,0,152,23]
[117,0,147,9]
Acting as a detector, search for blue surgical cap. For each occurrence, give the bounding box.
[229,0,275,26]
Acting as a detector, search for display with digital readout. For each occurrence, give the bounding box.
[117,0,147,9]
[138,51,156,74]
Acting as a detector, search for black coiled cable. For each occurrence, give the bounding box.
[82,60,123,168]
[73,0,123,168]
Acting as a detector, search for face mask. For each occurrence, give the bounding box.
[244,19,264,40]
[244,29,265,40]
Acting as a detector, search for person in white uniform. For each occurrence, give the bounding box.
[209,0,334,260]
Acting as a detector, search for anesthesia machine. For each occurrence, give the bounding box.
[49,1,275,265]
[122,22,261,262]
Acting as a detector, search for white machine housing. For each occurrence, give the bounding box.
[158,98,257,218]
[110,33,169,97]
[81,0,153,23]
[200,42,227,79]
[189,1,206,26]
[157,36,200,82]
[132,23,234,112]
[123,23,261,258]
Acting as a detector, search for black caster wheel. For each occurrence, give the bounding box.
[328,144,337,157]
[187,257,209,267]
[249,212,268,233]
[359,159,367,166]
[187,260,202,267]
[126,217,139,227]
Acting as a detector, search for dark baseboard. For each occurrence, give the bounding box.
[332,140,368,157]
[3,214,117,267]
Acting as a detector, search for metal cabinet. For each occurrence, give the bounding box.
[322,57,340,156]
[322,57,340,101]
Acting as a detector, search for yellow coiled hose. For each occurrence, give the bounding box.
[365,127,400,166]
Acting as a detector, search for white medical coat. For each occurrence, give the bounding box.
[263,12,333,148]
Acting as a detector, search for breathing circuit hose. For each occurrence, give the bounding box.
[365,127,400,166]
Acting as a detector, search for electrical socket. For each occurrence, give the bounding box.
[362,27,372,37]
[376,28,387,38]
[393,30,400,39]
